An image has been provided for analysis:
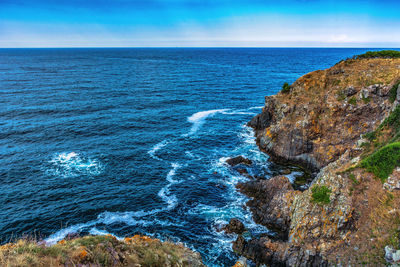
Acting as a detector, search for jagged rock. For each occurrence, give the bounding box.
[345,86,357,96]
[236,168,253,178]
[383,168,400,191]
[385,246,400,264]
[397,84,400,101]
[238,57,400,266]
[226,156,252,166]
[237,176,299,238]
[223,218,246,234]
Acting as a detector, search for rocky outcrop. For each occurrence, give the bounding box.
[248,58,400,172]
[226,156,252,166]
[235,56,400,266]
[223,218,246,234]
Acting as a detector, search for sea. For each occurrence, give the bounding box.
[0,48,388,266]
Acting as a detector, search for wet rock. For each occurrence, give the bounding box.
[237,176,298,238]
[223,218,246,234]
[236,168,253,179]
[226,156,252,166]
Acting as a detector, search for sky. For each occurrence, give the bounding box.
[1,0,400,47]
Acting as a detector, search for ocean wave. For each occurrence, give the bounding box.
[47,152,104,178]
[148,140,169,160]
[186,109,229,135]
[221,110,256,115]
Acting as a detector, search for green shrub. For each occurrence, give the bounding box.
[311,185,331,204]
[348,97,357,105]
[360,142,400,182]
[281,82,291,94]
[353,50,400,59]
[390,81,400,103]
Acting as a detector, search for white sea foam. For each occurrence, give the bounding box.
[221,110,255,115]
[248,105,265,110]
[148,140,168,160]
[89,228,123,240]
[186,109,229,135]
[45,221,96,245]
[48,152,104,178]
[158,163,181,209]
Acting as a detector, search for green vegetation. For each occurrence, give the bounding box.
[311,185,331,204]
[360,142,400,182]
[353,50,400,59]
[348,97,357,105]
[281,82,291,94]
[336,90,346,101]
[349,173,360,185]
[0,235,203,267]
[361,95,371,104]
[389,81,400,103]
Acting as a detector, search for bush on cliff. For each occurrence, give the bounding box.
[361,142,400,182]
[311,185,331,204]
[281,82,291,94]
[353,50,400,59]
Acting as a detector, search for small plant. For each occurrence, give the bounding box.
[281,82,291,94]
[362,95,371,104]
[349,173,360,185]
[311,185,331,204]
[348,97,357,105]
[360,142,400,182]
[336,90,346,101]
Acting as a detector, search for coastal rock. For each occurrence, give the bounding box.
[226,156,252,166]
[237,56,400,266]
[223,218,246,234]
[249,58,395,172]
[237,176,299,238]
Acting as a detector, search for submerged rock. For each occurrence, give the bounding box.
[223,218,246,234]
[226,156,252,166]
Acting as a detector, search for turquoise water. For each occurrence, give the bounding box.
[0,48,386,265]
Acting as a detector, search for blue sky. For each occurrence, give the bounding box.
[1,0,400,47]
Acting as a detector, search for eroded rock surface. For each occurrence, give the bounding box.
[235,57,400,266]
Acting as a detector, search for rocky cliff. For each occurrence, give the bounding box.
[234,51,400,266]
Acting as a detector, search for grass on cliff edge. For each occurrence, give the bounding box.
[361,105,400,181]
[311,185,331,204]
[361,142,400,182]
[0,235,202,267]
[353,50,400,59]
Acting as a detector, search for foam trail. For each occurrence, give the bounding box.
[45,221,97,245]
[158,163,181,209]
[89,228,123,240]
[148,140,168,160]
[186,109,229,135]
[221,110,255,115]
[248,105,265,110]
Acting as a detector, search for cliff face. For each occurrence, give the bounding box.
[235,55,400,266]
[248,58,399,172]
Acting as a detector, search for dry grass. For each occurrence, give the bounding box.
[0,234,204,267]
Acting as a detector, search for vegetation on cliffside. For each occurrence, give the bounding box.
[0,235,204,267]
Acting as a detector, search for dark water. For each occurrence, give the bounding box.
[0,48,387,266]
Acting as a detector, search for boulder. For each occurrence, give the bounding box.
[226,156,252,166]
[223,218,246,234]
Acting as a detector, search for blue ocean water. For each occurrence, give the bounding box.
[0,48,387,266]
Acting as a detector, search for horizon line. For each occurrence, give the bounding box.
[1,46,399,49]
